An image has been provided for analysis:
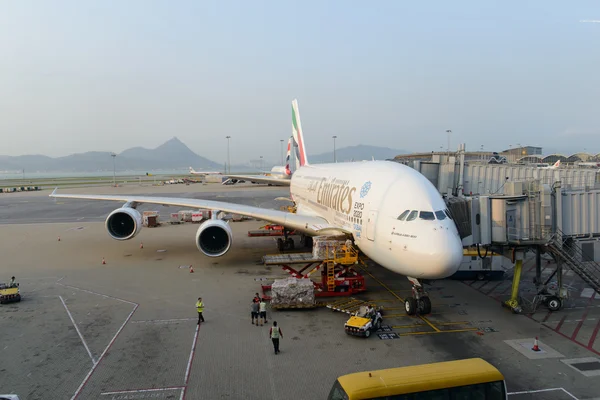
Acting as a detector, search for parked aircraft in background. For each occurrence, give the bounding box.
[50,99,463,316]
[223,137,293,186]
[189,167,222,176]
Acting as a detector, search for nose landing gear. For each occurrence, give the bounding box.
[404,277,432,315]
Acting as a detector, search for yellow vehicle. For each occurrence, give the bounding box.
[0,283,21,304]
[344,305,383,338]
[327,358,507,400]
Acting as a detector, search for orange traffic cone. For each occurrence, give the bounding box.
[102,257,106,265]
[189,265,194,273]
[140,242,144,249]
[532,336,540,352]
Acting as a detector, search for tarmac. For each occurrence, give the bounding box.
[1,183,600,399]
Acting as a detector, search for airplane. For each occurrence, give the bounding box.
[537,160,561,169]
[50,99,463,316]
[223,137,293,186]
[189,167,222,176]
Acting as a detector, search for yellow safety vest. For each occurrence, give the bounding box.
[196,301,204,312]
[270,327,280,339]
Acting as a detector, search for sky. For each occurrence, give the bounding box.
[1,1,599,163]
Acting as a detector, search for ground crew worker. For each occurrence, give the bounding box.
[251,299,259,325]
[196,297,205,324]
[269,321,283,354]
[259,298,267,326]
[9,276,16,288]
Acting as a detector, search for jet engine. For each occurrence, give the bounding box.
[195,219,233,257]
[105,207,143,240]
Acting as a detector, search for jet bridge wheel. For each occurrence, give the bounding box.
[546,296,563,311]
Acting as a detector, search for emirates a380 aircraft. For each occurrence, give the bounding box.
[50,99,463,316]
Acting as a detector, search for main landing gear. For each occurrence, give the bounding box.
[404,277,432,316]
[276,230,295,251]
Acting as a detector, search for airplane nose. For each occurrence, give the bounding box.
[420,232,463,279]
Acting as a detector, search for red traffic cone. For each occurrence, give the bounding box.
[140,242,144,249]
[532,336,540,352]
[189,265,194,273]
[102,257,106,265]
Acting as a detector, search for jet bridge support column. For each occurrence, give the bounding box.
[504,250,525,313]
[535,246,542,285]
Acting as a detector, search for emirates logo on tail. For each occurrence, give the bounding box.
[285,137,292,175]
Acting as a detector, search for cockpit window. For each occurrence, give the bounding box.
[397,210,410,221]
[406,210,418,221]
[419,211,435,221]
[435,210,446,220]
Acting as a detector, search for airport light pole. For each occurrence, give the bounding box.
[445,130,452,159]
[111,153,116,186]
[280,139,284,165]
[226,136,231,174]
[260,155,263,171]
[332,135,337,163]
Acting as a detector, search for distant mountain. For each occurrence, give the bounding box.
[308,145,406,164]
[0,137,221,173]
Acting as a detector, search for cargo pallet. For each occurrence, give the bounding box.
[247,224,297,237]
[260,247,366,301]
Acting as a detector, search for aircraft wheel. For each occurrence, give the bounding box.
[276,238,285,251]
[546,296,562,311]
[285,238,295,250]
[405,297,417,316]
[418,297,432,315]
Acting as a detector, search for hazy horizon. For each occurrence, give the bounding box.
[1,1,599,161]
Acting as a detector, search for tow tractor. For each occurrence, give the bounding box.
[344,305,383,338]
[0,282,21,304]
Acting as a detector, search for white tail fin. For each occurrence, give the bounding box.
[285,137,292,175]
[292,99,309,167]
[553,160,561,168]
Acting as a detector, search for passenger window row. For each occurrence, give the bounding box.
[397,209,452,221]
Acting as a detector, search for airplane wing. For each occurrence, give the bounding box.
[224,174,291,186]
[49,189,347,236]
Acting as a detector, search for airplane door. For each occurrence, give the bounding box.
[366,210,378,241]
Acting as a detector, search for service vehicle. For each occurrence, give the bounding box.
[344,305,382,338]
[327,358,507,400]
[0,282,21,304]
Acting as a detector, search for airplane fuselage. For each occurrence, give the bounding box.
[290,161,463,279]
[268,166,291,179]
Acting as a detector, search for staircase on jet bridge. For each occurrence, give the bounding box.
[546,228,600,294]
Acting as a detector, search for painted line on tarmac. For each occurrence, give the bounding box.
[58,283,137,306]
[59,295,96,364]
[101,387,185,396]
[60,282,140,400]
[507,387,578,399]
[71,303,138,400]
[181,323,200,400]
[131,318,196,324]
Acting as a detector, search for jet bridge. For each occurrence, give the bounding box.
[448,180,600,313]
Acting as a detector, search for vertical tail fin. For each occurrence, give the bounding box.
[292,99,309,167]
[285,137,292,175]
[553,160,561,168]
